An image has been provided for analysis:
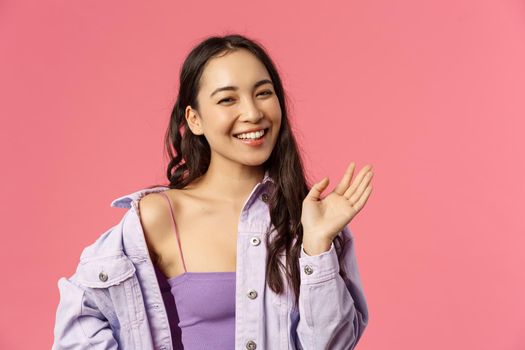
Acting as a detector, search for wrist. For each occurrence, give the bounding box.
[302,237,333,256]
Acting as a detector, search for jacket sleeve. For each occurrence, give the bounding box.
[295,225,369,350]
[52,276,119,350]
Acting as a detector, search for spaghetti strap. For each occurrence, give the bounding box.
[159,191,188,273]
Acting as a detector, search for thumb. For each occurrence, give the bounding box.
[306,177,330,201]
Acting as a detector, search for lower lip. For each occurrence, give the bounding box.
[234,129,268,146]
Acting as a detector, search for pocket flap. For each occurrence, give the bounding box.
[76,253,136,288]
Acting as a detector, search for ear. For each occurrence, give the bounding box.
[185,105,204,135]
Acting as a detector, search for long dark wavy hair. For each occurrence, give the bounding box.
[148,33,349,309]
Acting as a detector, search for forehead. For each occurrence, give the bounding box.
[199,49,271,92]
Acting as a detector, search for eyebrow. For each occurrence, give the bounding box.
[209,79,274,98]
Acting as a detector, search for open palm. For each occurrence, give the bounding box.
[301,162,374,242]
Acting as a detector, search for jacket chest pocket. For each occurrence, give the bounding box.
[75,253,146,339]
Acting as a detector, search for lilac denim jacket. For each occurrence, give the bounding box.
[52,172,369,349]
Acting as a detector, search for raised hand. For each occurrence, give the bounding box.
[301,162,373,255]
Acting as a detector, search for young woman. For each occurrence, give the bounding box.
[53,34,373,350]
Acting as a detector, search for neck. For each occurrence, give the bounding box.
[191,162,266,204]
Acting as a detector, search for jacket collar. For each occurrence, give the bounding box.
[109,169,275,209]
[110,186,169,208]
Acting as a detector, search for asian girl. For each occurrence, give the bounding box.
[53,33,372,350]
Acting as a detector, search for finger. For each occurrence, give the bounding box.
[343,164,373,199]
[352,184,373,214]
[333,162,356,196]
[349,170,373,203]
[306,177,330,201]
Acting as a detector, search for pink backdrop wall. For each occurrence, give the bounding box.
[1,0,524,348]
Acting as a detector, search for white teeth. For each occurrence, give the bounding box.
[235,129,265,139]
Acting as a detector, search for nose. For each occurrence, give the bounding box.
[239,96,264,122]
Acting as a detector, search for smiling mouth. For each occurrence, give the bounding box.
[233,128,269,140]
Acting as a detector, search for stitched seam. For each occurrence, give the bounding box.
[78,290,95,347]
[79,252,125,263]
[302,271,337,285]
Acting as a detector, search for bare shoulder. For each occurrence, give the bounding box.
[137,191,174,255]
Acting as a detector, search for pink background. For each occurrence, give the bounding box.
[1,0,524,348]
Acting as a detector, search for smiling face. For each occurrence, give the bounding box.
[185,48,282,171]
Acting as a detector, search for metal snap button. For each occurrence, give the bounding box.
[245,340,257,349]
[261,193,269,203]
[250,236,261,246]
[99,271,108,282]
[247,289,258,299]
[304,265,313,275]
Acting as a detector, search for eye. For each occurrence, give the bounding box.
[258,90,273,97]
[218,97,234,104]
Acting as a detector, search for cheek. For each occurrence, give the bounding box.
[208,112,234,134]
[272,107,282,128]
[266,100,282,122]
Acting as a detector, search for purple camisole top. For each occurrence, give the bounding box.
[159,191,236,349]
